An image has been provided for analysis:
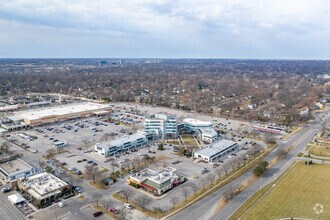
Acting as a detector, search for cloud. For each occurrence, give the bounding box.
[0,0,330,58]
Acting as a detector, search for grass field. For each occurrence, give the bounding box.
[181,134,198,147]
[237,162,330,220]
[307,142,330,157]
[309,146,330,157]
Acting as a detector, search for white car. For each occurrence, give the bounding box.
[58,202,64,208]
[124,203,133,210]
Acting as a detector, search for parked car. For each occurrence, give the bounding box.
[124,203,133,210]
[76,170,82,175]
[68,167,76,171]
[93,211,103,217]
[1,187,11,193]
[108,208,118,214]
[58,202,64,208]
[74,187,82,193]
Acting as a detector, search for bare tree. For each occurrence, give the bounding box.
[136,195,152,211]
[181,187,190,201]
[85,164,99,183]
[190,183,199,195]
[206,173,216,185]
[223,186,235,203]
[82,139,90,150]
[46,148,56,157]
[264,134,277,145]
[222,163,230,176]
[102,199,113,211]
[92,192,103,206]
[38,159,45,172]
[132,156,141,170]
[276,148,288,159]
[200,178,208,189]
[169,195,180,209]
[120,187,135,203]
[118,207,129,220]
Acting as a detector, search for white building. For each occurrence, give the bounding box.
[193,139,238,162]
[197,128,219,143]
[95,133,148,157]
[0,158,35,181]
[16,102,112,126]
[183,118,213,133]
[144,113,178,139]
[18,172,70,207]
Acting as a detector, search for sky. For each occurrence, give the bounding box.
[1,0,330,59]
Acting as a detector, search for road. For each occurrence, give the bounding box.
[169,108,330,220]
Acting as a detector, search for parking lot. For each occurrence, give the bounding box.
[0,102,273,219]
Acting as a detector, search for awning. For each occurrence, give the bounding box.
[8,193,26,204]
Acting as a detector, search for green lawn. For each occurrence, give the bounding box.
[238,162,330,220]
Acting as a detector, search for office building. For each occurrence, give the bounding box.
[183,118,213,133]
[197,128,219,143]
[193,139,238,162]
[144,113,178,139]
[95,133,148,157]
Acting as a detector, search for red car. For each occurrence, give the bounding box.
[108,208,118,214]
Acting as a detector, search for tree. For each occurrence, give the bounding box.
[264,134,277,145]
[46,148,55,157]
[190,183,199,195]
[120,187,135,203]
[181,187,190,201]
[158,143,164,151]
[102,199,113,211]
[200,178,208,189]
[253,161,269,177]
[169,195,180,209]
[0,141,10,153]
[206,173,215,185]
[136,195,152,211]
[38,159,45,172]
[222,163,230,176]
[82,139,90,150]
[276,148,288,159]
[118,207,129,220]
[85,164,99,183]
[92,192,103,206]
[223,186,236,202]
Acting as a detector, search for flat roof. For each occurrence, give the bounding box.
[0,159,33,175]
[130,167,177,184]
[146,113,176,120]
[199,128,218,136]
[17,102,111,120]
[195,139,237,157]
[97,133,146,148]
[21,172,68,198]
[183,118,212,127]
